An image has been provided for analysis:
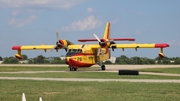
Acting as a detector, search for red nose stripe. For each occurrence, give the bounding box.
[68,58,93,67]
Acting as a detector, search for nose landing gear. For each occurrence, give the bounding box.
[69,66,77,71]
[101,64,106,71]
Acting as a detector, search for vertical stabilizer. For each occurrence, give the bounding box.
[103,22,110,39]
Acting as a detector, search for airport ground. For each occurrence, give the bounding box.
[0,64,180,101]
[0,64,180,82]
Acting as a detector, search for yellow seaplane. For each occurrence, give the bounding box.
[12,22,169,71]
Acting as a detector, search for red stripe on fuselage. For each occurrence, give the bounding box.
[68,58,93,67]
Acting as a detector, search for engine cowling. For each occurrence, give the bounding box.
[15,54,22,60]
[99,39,110,48]
[56,40,68,49]
[158,52,165,58]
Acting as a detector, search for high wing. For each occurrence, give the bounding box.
[110,43,169,49]
[74,43,169,58]
[109,43,169,58]
[12,45,57,59]
[12,45,55,51]
[78,38,135,42]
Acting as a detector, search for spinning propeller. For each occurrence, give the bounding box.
[50,31,67,52]
[93,33,110,56]
[93,33,116,57]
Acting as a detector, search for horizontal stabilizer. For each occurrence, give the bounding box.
[78,38,135,42]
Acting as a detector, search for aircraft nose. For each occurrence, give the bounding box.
[65,57,70,64]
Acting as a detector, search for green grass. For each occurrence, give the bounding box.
[0,66,180,101]
[0,66,100,72]
[0,66,69,72]
[138,67,180,74]
[0,72,180,79]
[0,66,180,79]
[0,80,180,101]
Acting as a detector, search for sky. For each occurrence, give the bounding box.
[0,0,180,59]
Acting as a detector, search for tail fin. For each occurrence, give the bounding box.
[103,22,110,40]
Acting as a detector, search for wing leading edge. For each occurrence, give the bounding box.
[12,45,55,50]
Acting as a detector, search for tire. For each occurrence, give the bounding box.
[101,65,106,71]
[118,70,139,75]
[70,66,74,71]
[74,68,77,71]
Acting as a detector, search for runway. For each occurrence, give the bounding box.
[0,77,180,83]
[1,64,180,70]
[0,65,180,83]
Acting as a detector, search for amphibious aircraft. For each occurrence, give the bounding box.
[12,22,169,71]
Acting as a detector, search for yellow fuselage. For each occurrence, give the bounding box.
[65,44,110,68]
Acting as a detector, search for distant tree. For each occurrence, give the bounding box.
[28,59,34,64]
[21,54,28,60]
[104,60,112,64]
[51,57,65,64]
[34,55,45,64]
[174,59,180,64]
[0,56,3,61]
[130,56,143,64]
[115,55,129,64]
[2,57,19,64]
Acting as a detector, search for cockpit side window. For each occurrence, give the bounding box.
[68,49,83,53]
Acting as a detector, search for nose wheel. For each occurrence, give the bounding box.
[69,66,77,71]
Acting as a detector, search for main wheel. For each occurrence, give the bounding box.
[70,66,74,71]
[69,66,77,71]
[101,65,106,71]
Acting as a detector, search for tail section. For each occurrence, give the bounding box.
[103,22,110,40]
[78,21,135,42]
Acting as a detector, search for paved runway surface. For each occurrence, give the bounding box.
[0,64,180,83]
[0,77,180,83]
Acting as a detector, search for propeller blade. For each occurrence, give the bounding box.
[56,30,60,42]
[49,45,57,52]
[93,33,101,43]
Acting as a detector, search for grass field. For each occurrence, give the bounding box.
[0,80,180,101]
[1,72,180,79]
[0,66,180,79]
[139,67,180,74]
[0,66,180,101]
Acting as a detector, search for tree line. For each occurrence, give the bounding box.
[1,55,180,64]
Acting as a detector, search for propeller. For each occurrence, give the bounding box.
[93,33,116,54]
[93,33,101,43]
[93,33,105,56]
[50,31,67,52]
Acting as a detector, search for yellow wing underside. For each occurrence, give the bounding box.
[17,43,157,50]
[20,45,55,50]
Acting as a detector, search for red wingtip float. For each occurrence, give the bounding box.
[12,21,170,71]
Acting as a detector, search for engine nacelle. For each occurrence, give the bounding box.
[158,52,165,58]
[56,40,67,49]
[99,39,110,48]
[15,54,22,60]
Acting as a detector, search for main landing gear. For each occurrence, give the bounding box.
[69,66,77,71]
[101,64,106,71]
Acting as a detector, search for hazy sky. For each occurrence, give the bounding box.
[0,0,180,58]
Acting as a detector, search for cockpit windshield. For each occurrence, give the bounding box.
[68,49,82,53]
